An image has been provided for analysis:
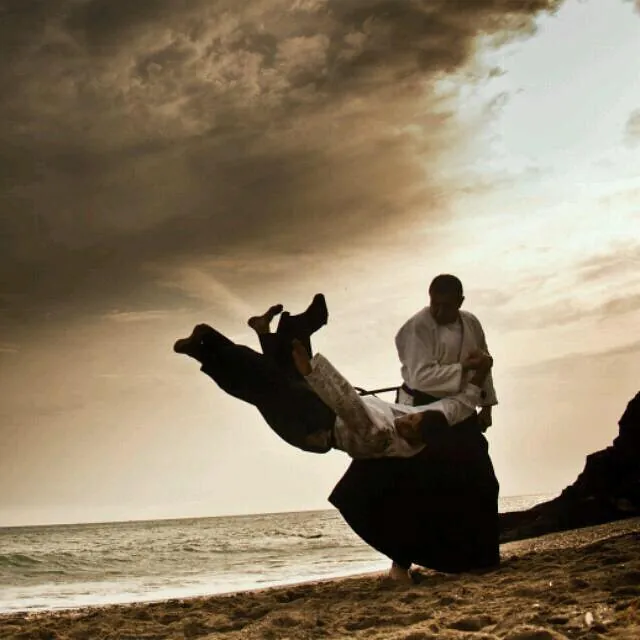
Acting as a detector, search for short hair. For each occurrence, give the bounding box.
[429,274,463,297]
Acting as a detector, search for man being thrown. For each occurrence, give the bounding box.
[172,295,494,458]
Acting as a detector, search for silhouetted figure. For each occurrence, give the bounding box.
[174,295,332,453]
[248,293,328,380]
[174,293,501,582]
[173,294,493,459]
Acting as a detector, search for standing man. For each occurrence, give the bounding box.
[329,275,500,581]
[395,274,497,429]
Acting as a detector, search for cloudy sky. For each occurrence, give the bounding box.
[1,0,639,527]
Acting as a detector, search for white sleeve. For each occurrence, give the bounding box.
[470,314,498,406]
[305,354,393,457]
[395,321,464,394]
[427,384,483,426]
[305,354,372,430]
[412,362,464,395]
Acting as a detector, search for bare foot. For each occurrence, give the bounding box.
[388,562,413,585]
[305,293,328,330]
[247,304,284,335]
[173,324,212,356]
[292,338,312,376]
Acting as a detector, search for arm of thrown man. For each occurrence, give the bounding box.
[304,353,392,456]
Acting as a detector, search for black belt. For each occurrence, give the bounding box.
[401,383,487,403]
[400,384,439,406]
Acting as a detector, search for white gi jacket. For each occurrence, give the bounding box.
[395,308,497,407]
[305,353,483,459]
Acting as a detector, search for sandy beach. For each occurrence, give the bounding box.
[2,518,638,640]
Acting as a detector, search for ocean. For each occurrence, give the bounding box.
[0,495,553,614]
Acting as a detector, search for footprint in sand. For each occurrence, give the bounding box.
[503,625,569,640]
[447,613,496,632]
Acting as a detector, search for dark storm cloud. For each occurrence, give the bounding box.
[0,0,561,322]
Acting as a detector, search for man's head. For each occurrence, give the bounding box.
[428,274,464,325]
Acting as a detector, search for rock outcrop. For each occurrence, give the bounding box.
[499,391,640,543]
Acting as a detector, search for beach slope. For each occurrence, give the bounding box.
[2,518,638,640]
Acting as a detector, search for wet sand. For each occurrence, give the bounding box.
[2,518,639,639]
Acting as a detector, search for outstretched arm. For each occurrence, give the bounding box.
[430,350,493,425]
[395,351,493,444]
[292,341,393,457]
[428,350,493,424]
